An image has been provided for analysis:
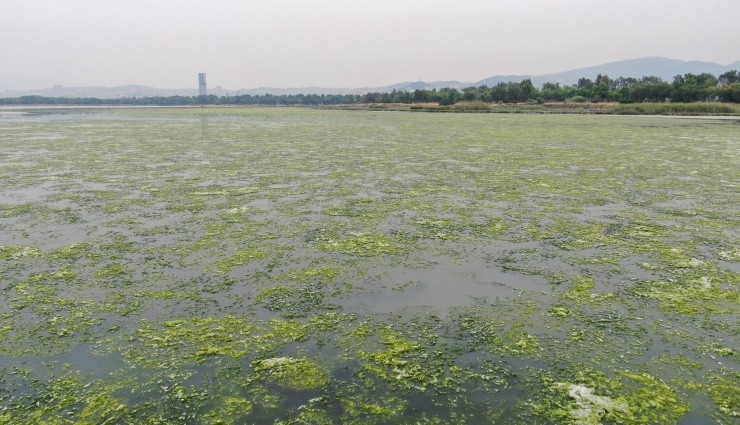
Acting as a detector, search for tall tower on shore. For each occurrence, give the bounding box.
[198,73,207,96]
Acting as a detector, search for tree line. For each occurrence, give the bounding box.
[2,71,738,106]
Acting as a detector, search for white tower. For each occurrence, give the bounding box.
[198,73,207,96]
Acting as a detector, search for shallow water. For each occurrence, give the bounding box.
[0,108,737,424]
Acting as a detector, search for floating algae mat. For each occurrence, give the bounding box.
[0,108,738,424]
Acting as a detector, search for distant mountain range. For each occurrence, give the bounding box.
[2,57,738,99]
[472,57,740,89]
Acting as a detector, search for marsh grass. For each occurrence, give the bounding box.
[613,102,740,115]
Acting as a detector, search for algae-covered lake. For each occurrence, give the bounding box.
[0,108,738,424]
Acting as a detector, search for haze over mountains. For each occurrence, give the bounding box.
[3,57,739,99]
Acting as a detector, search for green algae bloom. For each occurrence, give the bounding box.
[319,232,399,256]
[252,357,328,391]
[211,248,267,275]
[0,245,41,260]
[0,108,737,423]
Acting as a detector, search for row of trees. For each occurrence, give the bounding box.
[2,71,738,106]
[543,71,739,103]
[0,93,362,106]
[434,71,739,104]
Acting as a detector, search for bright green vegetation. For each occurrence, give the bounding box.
[612,102,740,115]
[525,369,689,425]
[0,245,42,260]
[252,356,328,391]
[0,108,737,423]
[318,232,399,256]
[345,101,740,115]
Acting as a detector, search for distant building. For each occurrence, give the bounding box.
[198,73,207,96]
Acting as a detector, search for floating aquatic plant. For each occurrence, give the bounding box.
[0,108,737,423]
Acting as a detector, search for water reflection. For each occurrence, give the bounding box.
[200,115,209,136]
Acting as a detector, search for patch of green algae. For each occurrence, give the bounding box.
[412,217,462,240]
[211,248,267,275]
[632,265,739,316]
[0,373,129,425]
[0,245,42,260]
[128,316,310,366]
[458,302,542,356]
[526,368,689,425]
[277,266,343,283]
[705,372,740,420]
[255,285,326,317]
[47,243,94,262]
[95,263,130,279]
[562,275,615,304]
[252,356,328,391]
[318,232,399,256]
[359,328,430,390]
[202,397,253,425]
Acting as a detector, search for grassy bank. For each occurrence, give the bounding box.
[611,102,740,115]
[331,101,740,116]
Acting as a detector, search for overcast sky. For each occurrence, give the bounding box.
[2,0,739,90]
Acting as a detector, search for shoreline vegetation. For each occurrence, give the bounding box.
[1,71,739,116]
[3,102,740,116]
[331,101,740,115]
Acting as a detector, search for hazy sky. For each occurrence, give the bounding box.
[2,0,739,90]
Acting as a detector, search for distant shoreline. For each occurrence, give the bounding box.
[2,103,739,118]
